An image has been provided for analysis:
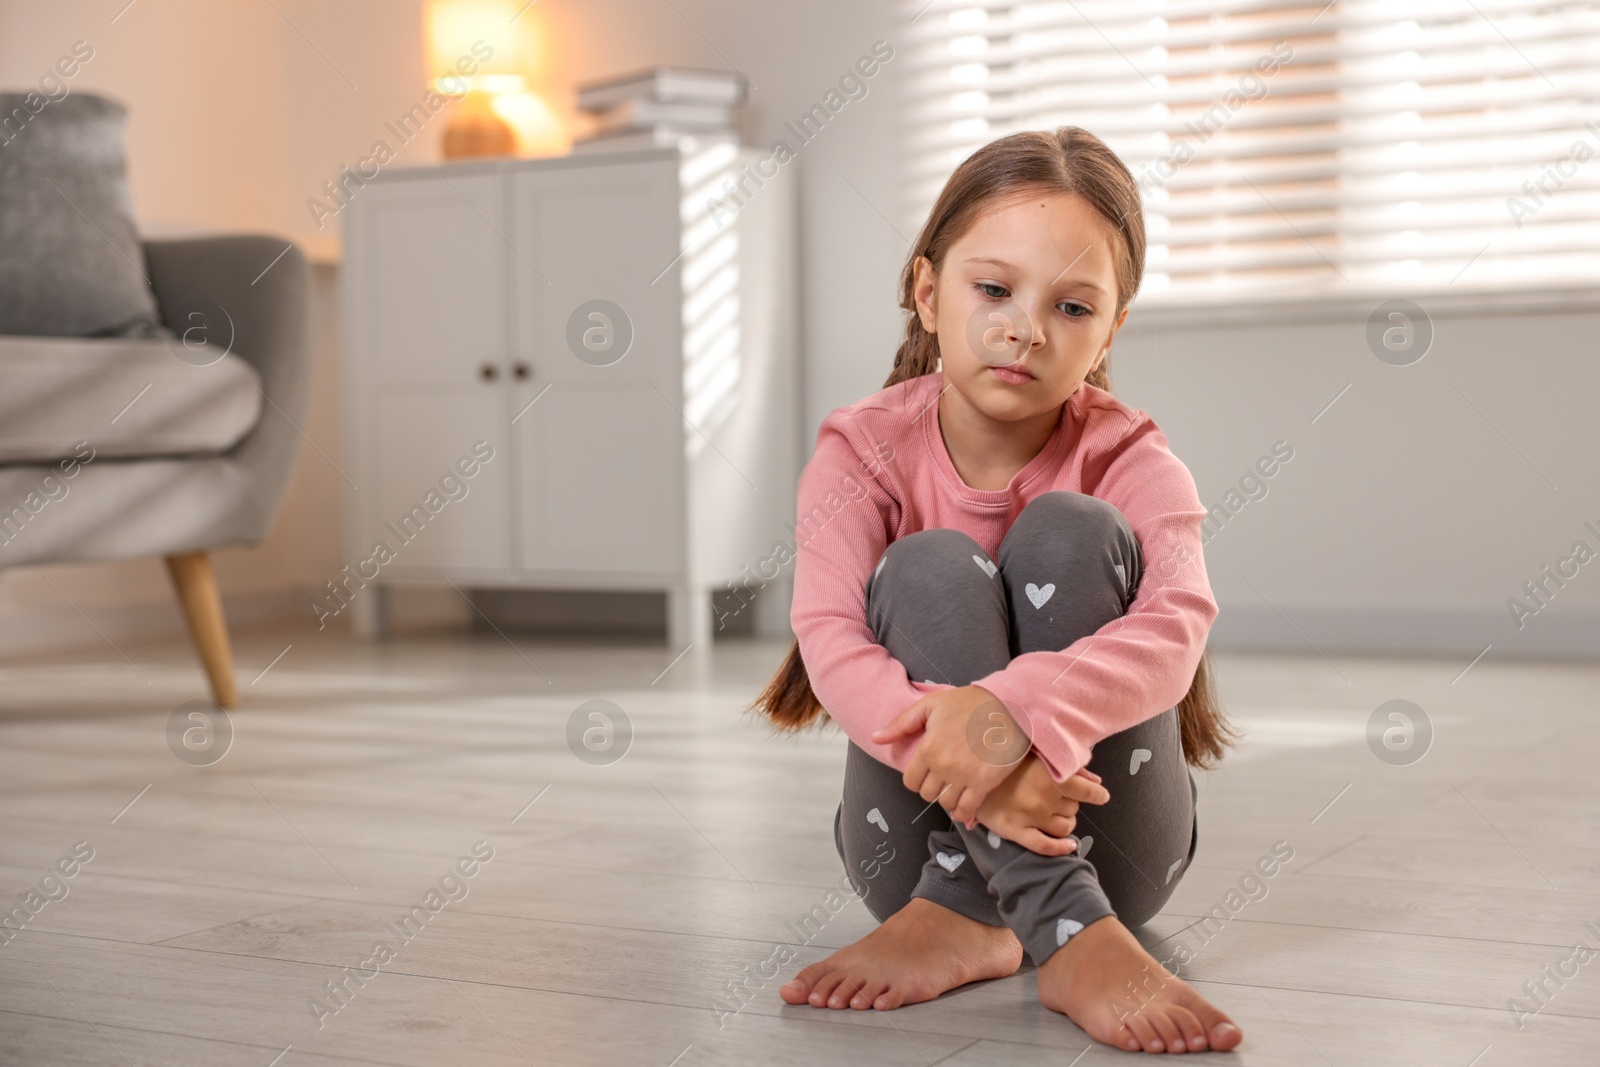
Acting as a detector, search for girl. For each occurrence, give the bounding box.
[752,127,1245,1055]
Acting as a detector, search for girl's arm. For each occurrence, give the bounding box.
[789,410,954,770]
[962,414,1219,782]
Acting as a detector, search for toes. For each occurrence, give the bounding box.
[808,969,850,1008]
[1146,1009,1186,1054]
[832,972,870,1004]
[1168,1004,1208,1053]
[849,978,889,1010]
[1120,1011,1162,1053]
[1209,1019,1243,1051]
[830,974,869,1009]
[781,960,830,1004]
[788,959,829,992]
[1178,987,1243,1050]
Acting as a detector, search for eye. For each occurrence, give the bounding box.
[975,282,1008,299]
[1059,301,1091,318]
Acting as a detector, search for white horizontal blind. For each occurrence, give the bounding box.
[901,0,1600,305]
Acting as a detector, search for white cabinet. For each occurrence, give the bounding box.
[340,146,798,647]
[508,159,685,578]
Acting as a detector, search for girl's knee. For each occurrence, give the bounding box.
[871,528,994,598]
[1004,492,1138,585]
[882,527,985,564]
[1015,491,1134,544]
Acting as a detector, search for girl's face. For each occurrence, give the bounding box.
[913,189,1128,420]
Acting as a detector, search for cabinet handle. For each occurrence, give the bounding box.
[480,363,499,382]
[513,362,531,381]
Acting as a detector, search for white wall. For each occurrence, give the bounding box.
[1,0,1593,660]
[1116,301,1600,659]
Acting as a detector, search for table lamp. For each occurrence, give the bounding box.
[427,0,525,159]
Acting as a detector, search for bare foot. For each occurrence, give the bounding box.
[779,897,1023,1010]
[1037,916,1243,1054]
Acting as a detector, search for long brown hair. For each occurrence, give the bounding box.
[749,127,1237,769]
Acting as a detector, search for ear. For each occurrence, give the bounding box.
[912,255,939,333]
[1094,304,1130,368]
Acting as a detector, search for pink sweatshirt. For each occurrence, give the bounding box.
[789,371,1218,782]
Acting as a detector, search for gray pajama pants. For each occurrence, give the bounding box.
[832,491,1199,968]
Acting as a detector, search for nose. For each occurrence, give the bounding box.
[974,299,1048,366]
[1010,301,1046,350]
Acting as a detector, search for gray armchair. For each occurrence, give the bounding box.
[0,236,311,706]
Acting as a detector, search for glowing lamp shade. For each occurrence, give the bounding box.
[426,0,526,159]
[427,0,523,87]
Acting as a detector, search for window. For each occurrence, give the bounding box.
[902,0,1600,307]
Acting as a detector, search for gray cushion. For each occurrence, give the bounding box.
[0,92,163,338]
[0,335,262,463]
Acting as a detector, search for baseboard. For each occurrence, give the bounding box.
[463,585,795,641]
[0,587,311,659]
[469,587,670,637]
[1208,604,1600,660]
[9,587,1588,664]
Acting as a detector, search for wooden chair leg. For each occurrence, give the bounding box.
[165,551,240,708]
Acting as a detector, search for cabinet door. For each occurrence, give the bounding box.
[510,157,685,578]
[345,172,512,572]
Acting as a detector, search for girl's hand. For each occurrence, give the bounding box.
[978,758,1110,857]
[872,684,1026,824]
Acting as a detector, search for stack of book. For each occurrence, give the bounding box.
[572,67,745,154]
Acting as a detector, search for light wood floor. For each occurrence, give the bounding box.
[2,619,1598,1065]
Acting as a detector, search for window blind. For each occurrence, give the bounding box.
[901,0,1600,305]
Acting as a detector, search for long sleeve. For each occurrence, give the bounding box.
[970,417,1219,781]
[789,411,952,771]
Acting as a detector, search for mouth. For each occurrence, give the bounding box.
[988,363,1035,385]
